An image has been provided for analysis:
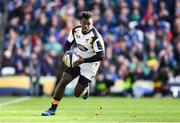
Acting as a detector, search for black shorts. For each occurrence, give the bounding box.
[64,66,91,86]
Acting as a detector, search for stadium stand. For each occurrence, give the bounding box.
[0,0,180,97]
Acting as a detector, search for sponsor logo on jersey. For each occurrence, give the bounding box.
[77,44,88,51]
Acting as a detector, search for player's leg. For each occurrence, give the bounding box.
[74,83,88,97]
[74,75,90,99]
[53,72,74,103]
[41,72,74,116]
[42,66,80,116]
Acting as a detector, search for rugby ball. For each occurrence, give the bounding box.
[63,51,79,68]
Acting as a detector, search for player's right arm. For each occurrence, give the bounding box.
[63,41,73,53]
[63,29,75,53]
[62,28,75,63]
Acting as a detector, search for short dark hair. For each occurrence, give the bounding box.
[79,11,94,20]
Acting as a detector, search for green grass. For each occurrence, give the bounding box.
[0,97,180,122]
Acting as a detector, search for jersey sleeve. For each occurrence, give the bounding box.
[67,29,74,43]
[93,37,105,53]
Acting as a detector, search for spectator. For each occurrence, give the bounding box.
[1,0,179,97]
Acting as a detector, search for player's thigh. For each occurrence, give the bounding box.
[60,66,80,86]
[59,72,74,86]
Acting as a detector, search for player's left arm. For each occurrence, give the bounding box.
[83,38,105,62]
[84,51,104,62]
[74,37,105,66]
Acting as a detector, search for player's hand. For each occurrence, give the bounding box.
[73,56,85,67]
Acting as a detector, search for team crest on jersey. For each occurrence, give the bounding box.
[77,44,88,51]
[76,35,80,38]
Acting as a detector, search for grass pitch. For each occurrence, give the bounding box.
[0,97,180,122]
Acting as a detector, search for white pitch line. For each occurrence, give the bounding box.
[0,97,31,107]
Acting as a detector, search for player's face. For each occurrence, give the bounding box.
[80,18,93,33]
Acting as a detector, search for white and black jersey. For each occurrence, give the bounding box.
[65,26,105,82]
[67,26,105,58]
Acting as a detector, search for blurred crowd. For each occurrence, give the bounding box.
[0,0,180,97]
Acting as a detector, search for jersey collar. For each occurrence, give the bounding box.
[81,27,94,35]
